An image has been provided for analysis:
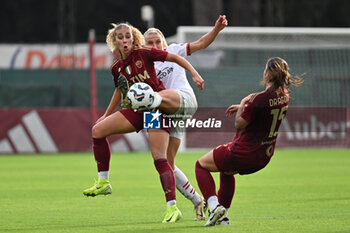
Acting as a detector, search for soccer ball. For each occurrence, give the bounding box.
[127,82,155,110]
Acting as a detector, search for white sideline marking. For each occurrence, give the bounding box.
[8,125,35,153]
[22,111,58,153]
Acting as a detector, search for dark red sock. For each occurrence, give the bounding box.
[93,137,111,172]
[218,172,235,208]
[195,161,217,201]
[154,159,176,202]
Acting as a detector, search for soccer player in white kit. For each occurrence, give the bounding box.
[144,15,228,221]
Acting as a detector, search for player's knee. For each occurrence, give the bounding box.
[151,149,167,160]
[92,124,103,138]
[197,157,218,172]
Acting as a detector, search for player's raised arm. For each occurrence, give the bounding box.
[189,15,228,54]
[234,94,253,130]
[165,52,204,90]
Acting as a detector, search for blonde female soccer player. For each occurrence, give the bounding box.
[144,15,228,220]
[83,22,203,223]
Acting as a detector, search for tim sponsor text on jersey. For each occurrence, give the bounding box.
[129,70,151,84]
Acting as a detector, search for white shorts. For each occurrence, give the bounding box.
[170,89,198,139]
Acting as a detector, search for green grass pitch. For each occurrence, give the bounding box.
[0,149,349,233]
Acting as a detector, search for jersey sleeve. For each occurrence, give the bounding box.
[167,43,189,57]
[144,47,168,62]
[240,94,260,123]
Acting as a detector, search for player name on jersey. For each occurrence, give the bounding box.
[269,96,289,107]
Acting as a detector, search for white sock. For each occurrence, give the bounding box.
[98,171,109,180]
[174,166,202,206]
[150,92,162,108]
[207,195,219,211]
[224,208,229,217]
[167,200,176,207]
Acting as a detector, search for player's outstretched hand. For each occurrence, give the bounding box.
[193,74,204,90]
[215,15,228,31]
[225,105,240,117]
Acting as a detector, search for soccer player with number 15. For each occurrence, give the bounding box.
[195,57,304,226]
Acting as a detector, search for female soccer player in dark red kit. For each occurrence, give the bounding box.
[195,57,304,226]
[83,22,203,223]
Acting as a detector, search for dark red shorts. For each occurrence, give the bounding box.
[119,108,170,133]
[213,142,269,175]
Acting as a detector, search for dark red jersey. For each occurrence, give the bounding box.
[230,89,289,160]
[110,47,168,92]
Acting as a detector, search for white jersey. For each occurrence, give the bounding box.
[155,43,197,139]
[154,43,195,95]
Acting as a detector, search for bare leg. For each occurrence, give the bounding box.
[167,136,181,169]
[158,89,181,115]
[148,129,169,160]
[92,111,136,139]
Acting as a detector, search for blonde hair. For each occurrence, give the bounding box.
[144,27,168,49]
[263,57,304,91]
[106,23,145,53]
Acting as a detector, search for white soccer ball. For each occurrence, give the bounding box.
[127,82,155,110]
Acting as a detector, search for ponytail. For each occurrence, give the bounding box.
[264,57,304,91]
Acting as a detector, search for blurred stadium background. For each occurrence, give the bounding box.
[0,0,349,154]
